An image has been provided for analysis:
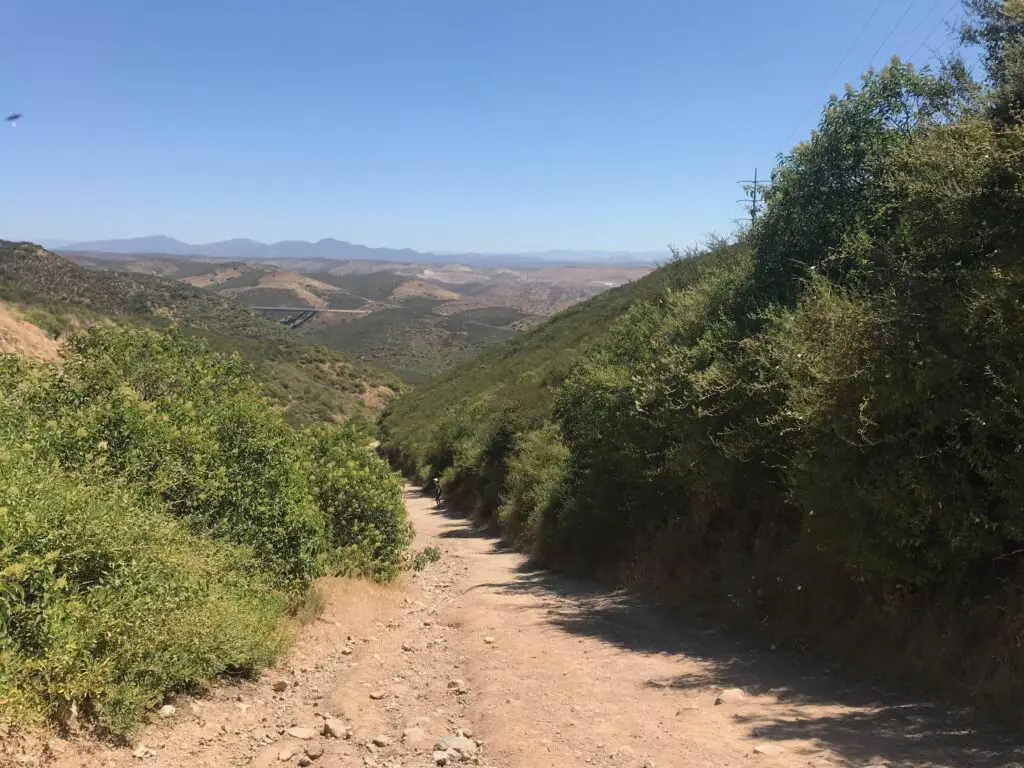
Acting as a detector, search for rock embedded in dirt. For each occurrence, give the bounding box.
[435,734,477,757]
[714,688,745,705]
[322,719,351,739]
[304,743,324,759]
[272,681,289,693]
[369,689,387,700]
[341,647,353,655]
[371,734,392,747]
[298,758,311,767]
[157,704,176,719]
[483,636,495,644]
[278,744,298,761]
[433,751,450,766]
[402,726,429,747]
[447,679,469,695]
[285,726,317,740]
[132,744,152,759]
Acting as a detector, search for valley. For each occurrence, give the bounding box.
[61,250,653,381]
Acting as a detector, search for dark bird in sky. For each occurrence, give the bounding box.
[6,113,21,125]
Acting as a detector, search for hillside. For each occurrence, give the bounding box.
[380,246,726,464]
[0,241,399,424]
[380,38,1024,725]
[62,251,652,380]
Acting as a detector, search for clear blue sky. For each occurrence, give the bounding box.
[0,0,968,253]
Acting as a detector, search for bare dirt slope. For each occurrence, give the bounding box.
[21,490,1023,768]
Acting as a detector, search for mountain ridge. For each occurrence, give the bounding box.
[59,236,661,268]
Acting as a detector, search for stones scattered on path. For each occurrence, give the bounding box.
[285,726,317,740]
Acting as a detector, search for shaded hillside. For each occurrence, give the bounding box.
[0,241,398,424]
[307,306,519,383]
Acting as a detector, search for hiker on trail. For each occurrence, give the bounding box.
[434,478,442,506]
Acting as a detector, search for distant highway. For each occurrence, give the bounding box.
[248,306,370,314]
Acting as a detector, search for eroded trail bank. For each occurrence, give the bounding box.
[12,488,1023,768]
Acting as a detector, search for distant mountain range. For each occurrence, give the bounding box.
[51,235,662,268]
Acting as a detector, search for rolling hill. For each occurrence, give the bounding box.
[0,241,399,424]
[61,252,652,381]
[61,235,663,267]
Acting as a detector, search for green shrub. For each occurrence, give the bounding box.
[0,447,289,739]
[7,327,327,589]
[306,425,411,583]
[409,546,442,572]
[496,423,568,554]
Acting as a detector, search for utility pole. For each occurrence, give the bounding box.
[737,168,769,225]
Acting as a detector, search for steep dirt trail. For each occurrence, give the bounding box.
[22,488,1023,768]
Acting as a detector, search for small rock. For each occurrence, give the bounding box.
[132,744,152,759]
[372,735,392,747]
[305,743,324,760]
[432,751,449,766]
[341,647,354,656]
[278,745,297,761]
[714,688,745,705]
[369,690,387,700]
[483,636,495,644]
[447,679,468,695]
[402,726,428,747]
[322,719,350,739]
[298,758,311,767]
[401,642,416,652]
[752,744,778,756]
[157,704,176,719]
[285,727,317,740]
[272,681,289,693]
[435,734,477,757]
[457,727,473,738]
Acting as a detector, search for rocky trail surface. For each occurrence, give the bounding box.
[11,488,1024,768]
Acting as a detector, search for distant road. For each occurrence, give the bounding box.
[249,306,370,315]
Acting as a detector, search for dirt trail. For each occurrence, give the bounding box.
[21,488,1023,768]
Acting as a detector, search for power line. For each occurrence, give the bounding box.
[865,0,920,69]
[736,168,769,224]
[896,0,946,55]
[908,0,959,61]
[783,0,886,148]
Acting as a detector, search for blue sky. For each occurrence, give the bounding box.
[0,0,968,253]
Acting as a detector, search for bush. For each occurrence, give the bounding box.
[0,324,415,737]
[379,35,1024,720]
[0,447,289,739]
[6,327,327,589]
[496,423,568,554]
[306,425,411,583]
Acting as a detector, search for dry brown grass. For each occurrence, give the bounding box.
[389,279,460,301]
[0,303,61,361]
